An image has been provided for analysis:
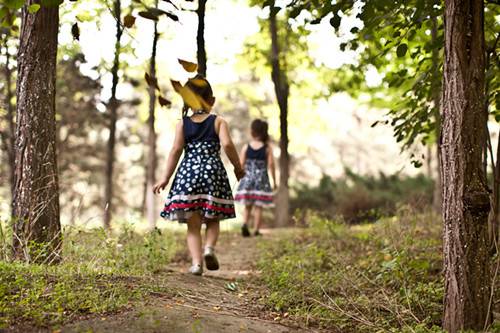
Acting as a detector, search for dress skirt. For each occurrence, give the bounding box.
[235,159,274,207]
[161,140,236,222]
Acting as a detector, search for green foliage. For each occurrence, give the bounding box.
[291,170,433,223]
[0,225,179,327]
[0,262,138,328]
[257,210,445,332]
[285,0,500,162]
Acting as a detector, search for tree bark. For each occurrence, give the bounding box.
[104,0,123,230]
[196,0,207,77]
[12,1,61,263]
[441,1,491,331]
[1,34,16,215]
[269,6,290,227]
[146,5,159,230]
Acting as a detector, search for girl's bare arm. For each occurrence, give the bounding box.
[239,145,248,169]
[267,144,277,190]
[217,117,245,180]
[153,121,185,194]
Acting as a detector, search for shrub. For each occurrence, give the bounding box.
[291,169,434,223]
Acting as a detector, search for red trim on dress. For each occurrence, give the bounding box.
[163,202,235,214]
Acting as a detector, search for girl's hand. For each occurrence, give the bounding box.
[153,179,169,194]
[234,167,245,181]
[273,183,278,191]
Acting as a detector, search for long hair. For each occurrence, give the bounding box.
[251,119,270,144]
[182,74,215,117]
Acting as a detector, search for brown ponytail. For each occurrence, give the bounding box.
[251,119,270,144]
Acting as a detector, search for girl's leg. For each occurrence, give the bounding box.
[253,206,263,233]
[243,205,252,226]
[242,205,252,237]
[187,213,203,265]
[204,219,220,270]
[205,219,220,248]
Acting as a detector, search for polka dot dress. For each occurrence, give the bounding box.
[161,115,235,222]
[235,144,274,207]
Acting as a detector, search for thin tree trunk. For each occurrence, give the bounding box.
[1,34,16,215]
[491,131,500,249]
[441,1,491,330]
[431,15,442,213]
[146,7,159,230]
[269,6,290,227]
[12,1,61,263]
[487,33,500,248]
[104,0,123,230]
[196,0,207,77]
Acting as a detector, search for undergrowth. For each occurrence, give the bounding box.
[258,207,446,332]
[0,225,179,328]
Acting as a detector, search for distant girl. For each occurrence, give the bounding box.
[153,75,245,276]
[235,119,276,237]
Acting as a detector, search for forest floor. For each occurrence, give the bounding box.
[11,230,317,333]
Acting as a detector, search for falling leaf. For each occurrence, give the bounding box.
[171,80,203,110]
[71,22,80,40]
[178,59,198,73]
[145,72,159,90]
[138,10,159,21]
[123,14,136,28]
[158,95,171,107]
[189,78,208,88]
[166,12,179,21]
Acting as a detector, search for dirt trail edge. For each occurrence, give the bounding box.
[62,229,316,333]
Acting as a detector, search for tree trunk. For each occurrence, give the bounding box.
[490,132,500,249]
[12,1,61,263]
[1,34,16,215]
[431,15,442,213]
[441,1,491,331]
[196,0,207,77]
[487,34,500,249]
[146,7,159,230]
[269,6,290,227]
[104,0,123,230]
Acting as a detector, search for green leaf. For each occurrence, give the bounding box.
[28,4,40,13]
[396,43,408,57]
[0,7,9,20]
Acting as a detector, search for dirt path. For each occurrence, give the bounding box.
[61,229,315,333]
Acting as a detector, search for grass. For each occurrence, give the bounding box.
[257,207,449,332]
[0,224,179,328]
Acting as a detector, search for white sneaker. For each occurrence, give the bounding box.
[203,247,219,271]
[189,264,203,276]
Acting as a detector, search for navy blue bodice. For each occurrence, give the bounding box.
[246,144,267,161]
[183,114,219,143]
